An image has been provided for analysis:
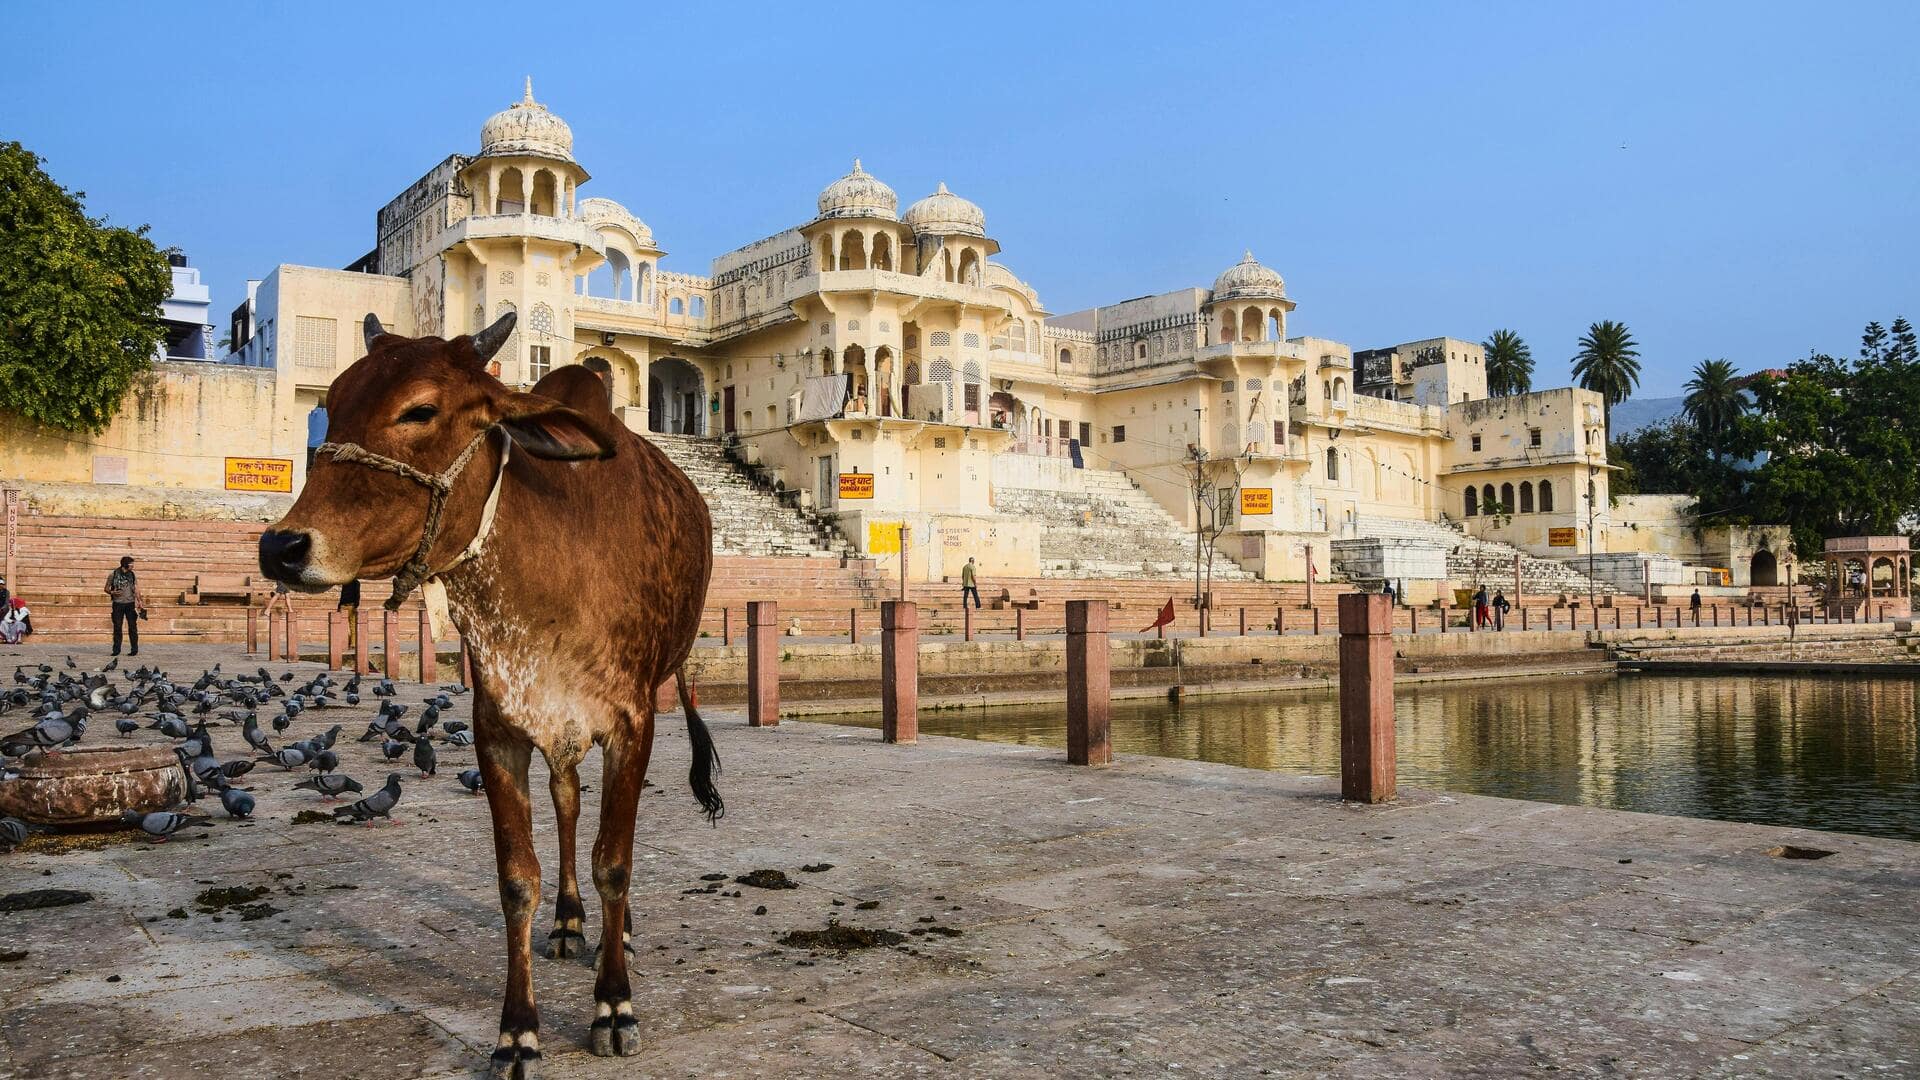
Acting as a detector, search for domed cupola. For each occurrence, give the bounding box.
[904,182,987,238]
[479,78,576,163]
[816,159,898,221]
[1211,251,1287,302]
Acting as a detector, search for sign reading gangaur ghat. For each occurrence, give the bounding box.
[1548,527,1578,548]
[837,472,875,500]
[1240,488,1273,516]
[225,457,295,493]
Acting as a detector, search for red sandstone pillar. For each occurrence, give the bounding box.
[282,609,296,663]
[1338,592,1396,804]
[1521,606,1529,632]
[963,605,974,642]
[460,641,473,688]
[1636,607,1643,629]
[881,600,918,744]
[355,609,371,675]
[1199,606,1208,638]
[1655,607,1664,628]
[418,609,436,683]
[382,610,398,676]
[247,608,259,655]
[328,612,346,670]
[1313,608,1322,635]
[1066,600,1111,767]
[747,600,779,728]
[1239,607,1247,636]
[1276,607,1285,636]
[1015,606,1025,641]
[850,607,859,645]
[1514,553,1523,608]
[1615,606,1623,630]
[722,607,731,647]
[1410,607,1418,634]
[1642,561,1652,604]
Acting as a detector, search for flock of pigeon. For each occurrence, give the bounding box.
[0,654,488,848]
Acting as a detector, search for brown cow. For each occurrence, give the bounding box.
[258,312,721,1078]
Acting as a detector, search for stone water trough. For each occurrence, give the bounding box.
[0,746,190,826]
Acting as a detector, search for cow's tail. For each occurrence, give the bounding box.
[676,666,724,823]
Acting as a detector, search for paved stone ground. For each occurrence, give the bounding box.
[1,643,1917,1078]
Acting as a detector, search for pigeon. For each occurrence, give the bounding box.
[270,713,293,735]
[147,714,191,740]
[333,773,403,824]
[373,679,396,698]
[413,738,437,778]
[214,759,255,783]
[0,816,27,848]
[456,768,483,794]
[445,729,474,748]
[115,717,140,736]
[314,724,342,751]
[415,705,440,735]
[242,716,271,754]
[1,714,80,757]
[103,657,118,673]
[295,773,364,800]
[441,720,469,737]
[308,749,340,774]
[120,810,214,842]
[218,786,255,819]
[258,747,310,770]
[381,738,410,762]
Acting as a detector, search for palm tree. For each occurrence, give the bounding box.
[1482,329,1533,397]
[1682,358,1744,448]
[1571,320,1641,436]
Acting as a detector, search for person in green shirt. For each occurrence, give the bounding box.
[960,557,981,609]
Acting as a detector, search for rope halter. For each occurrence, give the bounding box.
[311,426,504,610]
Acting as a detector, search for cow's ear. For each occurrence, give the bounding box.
[498,392,616,461]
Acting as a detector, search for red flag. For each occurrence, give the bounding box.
[1141,598,1176,634]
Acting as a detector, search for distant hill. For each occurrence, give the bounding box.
[1610,395,1684,435]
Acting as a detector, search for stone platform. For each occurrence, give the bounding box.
[0,643,1916,1078]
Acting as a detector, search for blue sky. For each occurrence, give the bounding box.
[5,1,1915,396]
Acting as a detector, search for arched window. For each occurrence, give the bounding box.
[821,348,836,375]
[669,296,684,315]
[689,296,705,319]
[1481,484,1495,512]
[1266,311,1281,341]
[1500,482,1514,510]
[1325,447,1340,481]
[871,232,892,271]
[1219,310,1237,343]
[1465,487,1478,517]
[903,360,920,384]
[1332,377,1346,403]
[1519,481,1534,513]
[1539,480,1555,512]
[1059,346,1072,366]
[496,167,525,214]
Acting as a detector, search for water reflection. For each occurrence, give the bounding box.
[819,674,1920,840]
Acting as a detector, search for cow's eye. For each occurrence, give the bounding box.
[397,404,438,424]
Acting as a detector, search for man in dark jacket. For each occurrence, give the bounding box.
[104,556,144,656]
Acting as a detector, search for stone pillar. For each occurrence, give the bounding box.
[1276,607,1284,636]
[963,605,973,642]
[1313,608,1322,635]
[849,607,859,645]
[247,608,259,656]
[1338,593,1396,804]
[1199,607,1208,638]
[1636,607,1643,629]
[722,608,731,647]
[747,600,779,728]
[328,612,346,670]
[1642,560,1652,604]
[355,609,371,675]
[282,609,296,663]
[1514,553,1523,607]
[1065,600,1111,767]
[1409,607,1418,634]
[382,610,398,677]
[1015,606,1025,641]
[1521,606,1529,631]
[881,601,918,744]
[1655,607,1663,628]
[1239,607,1247,636]
[461,641,473,688]
[418,609,437,683]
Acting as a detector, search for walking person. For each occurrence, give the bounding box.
[1381,579,1397,605]
[1472,585,1491,630]
[1492,590,1511,631]
[104,556,144,656]
[1690,588,1703,625]
[338,579,361,651]
[960,557,981,610]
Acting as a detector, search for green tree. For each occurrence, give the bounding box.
[1681,358,1745,448]
[1609,418,1709,497]
[0,142,170,433]
[1482,328,1533,397]
[1570,320,1641,437]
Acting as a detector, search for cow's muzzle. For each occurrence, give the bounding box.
[259,529,313,582]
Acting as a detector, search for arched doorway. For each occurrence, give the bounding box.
[647,358,704,435]
[1750,549,1779,587]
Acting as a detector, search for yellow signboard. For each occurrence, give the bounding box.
[1240,488,1273,515]
[868,521,903,554]
[225,457,294,493]
[837,472,874,500]
[1548,527,1578,548]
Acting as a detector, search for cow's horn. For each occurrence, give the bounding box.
[362,313,386,348]
[473,311,517,361]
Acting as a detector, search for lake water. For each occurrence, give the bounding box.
[817,673,1920,841]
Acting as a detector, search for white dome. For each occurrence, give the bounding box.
[578,197,654,248]
[479,78,575,163]
[904,182,986,237]
[816,159,897,220]
[1211,251,1286,301]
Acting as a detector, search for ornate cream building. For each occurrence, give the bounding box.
[13,83,1681,589]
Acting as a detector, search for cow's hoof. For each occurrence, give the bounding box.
[489,1030,541,1079]
[588,1000,641,1057]
[545,926,586,960]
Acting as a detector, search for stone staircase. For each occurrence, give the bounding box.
[993,469,1253,580]
[1350,514,1613,595]
[644,433,852,559]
